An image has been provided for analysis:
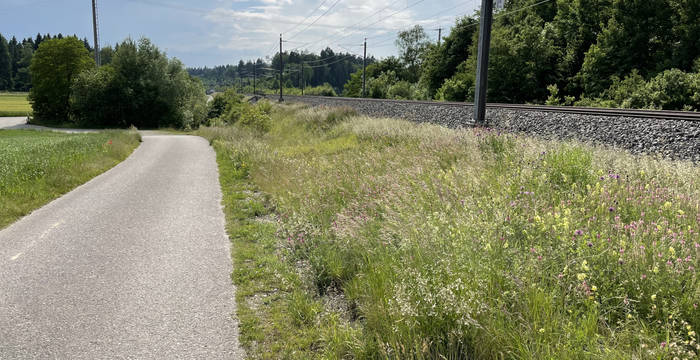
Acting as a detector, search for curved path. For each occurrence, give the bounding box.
[0,134,243,359]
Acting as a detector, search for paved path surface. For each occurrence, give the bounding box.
[0,117,98,133]
[0,134,244,359]
[0,117,28,129]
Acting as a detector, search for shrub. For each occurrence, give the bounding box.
[256,99,273,115]
[70,66,119,127]
[69,37,207,129]
[579,69,700,111]
[388,80,412,100]
[437,77,472,102]
[207,94,228,119]
[238,103,271,133]
[367,71,397,99]
[304,83,337,97]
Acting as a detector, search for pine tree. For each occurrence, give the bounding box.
[0,34,13,90]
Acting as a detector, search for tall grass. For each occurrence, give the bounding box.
[202,105,700,359]
[0,129,141,229]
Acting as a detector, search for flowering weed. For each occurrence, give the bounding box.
[203,104,700,359]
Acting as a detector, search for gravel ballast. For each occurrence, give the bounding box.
[283,95,700,162]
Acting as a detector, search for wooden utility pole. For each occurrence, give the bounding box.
[438,28,442,46]
[362,38,367,97]
[279,34,284,102]
[253,62,256,95]
[301,63,304,96]
[473,0,493,124]
[92,0,100,67]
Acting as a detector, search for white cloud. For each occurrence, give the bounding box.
[192,0,475,64]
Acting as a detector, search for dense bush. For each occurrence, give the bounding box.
[207,89,272,133]
[304,83,337,97]
[70,38,207,129]
[577,69,700,110]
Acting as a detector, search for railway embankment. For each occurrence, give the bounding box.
[283,95,700,162]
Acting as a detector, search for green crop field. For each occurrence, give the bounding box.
[200,104,700,359]
[0,93,32,117]
[0,129,141,229]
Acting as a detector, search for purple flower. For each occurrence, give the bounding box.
[609,207,615,212]
[574,229,584,236]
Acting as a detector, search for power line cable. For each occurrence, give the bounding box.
[364,0,476,41]
[286,0,343,41]
[288,0,424,53]
[369,0,553,49]
[282,0,330,35]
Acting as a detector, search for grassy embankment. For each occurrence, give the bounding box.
[200,104,700,359]
[0,129,141,229]
[0,92,32,117]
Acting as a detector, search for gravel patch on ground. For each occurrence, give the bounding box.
[283,96,700,162]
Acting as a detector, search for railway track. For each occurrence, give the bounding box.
[261,94,700,122]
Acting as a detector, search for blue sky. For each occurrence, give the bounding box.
[1,0,479,68]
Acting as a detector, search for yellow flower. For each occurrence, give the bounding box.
[591,285,598,292]
[669,247,676,256]
[577,273,587,281]
[653,266,659,274]
[627,314,633,320]
[664,201,672,209]
[651,294,657,301]
[581,260,590,272]
[539,328,545,334]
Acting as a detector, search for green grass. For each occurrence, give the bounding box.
[0,129,141,229]
[201,105,700,359]
[0,92,32,117]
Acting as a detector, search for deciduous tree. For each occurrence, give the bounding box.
[28,37,94,123]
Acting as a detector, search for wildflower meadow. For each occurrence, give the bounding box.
[200,103,700,359]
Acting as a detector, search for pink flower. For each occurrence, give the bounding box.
[641,274,647,280]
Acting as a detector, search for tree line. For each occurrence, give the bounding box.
[26,36,206,129]
[341,0,700,111]
[0,33,101,92]
[188,48,372,94]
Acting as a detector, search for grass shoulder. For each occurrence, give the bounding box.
[209,136,342,359]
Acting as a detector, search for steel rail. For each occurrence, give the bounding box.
[274,94,700,122]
